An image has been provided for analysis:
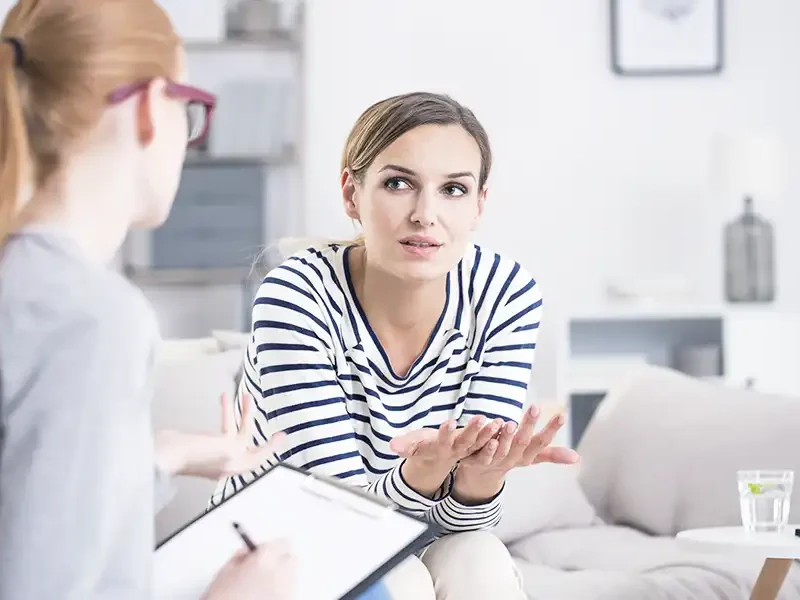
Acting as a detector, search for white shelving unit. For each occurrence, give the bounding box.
[123,2,306,339]
[555,303,800,448]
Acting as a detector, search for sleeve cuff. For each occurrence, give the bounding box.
[429,482,505,532]
[450,479,505,508]
[369,460,452,514]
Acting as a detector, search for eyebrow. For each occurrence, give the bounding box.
[379,163,477,181]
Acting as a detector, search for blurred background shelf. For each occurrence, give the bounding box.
[557,305,800,448]
[124,267,257,286]
[183,149,296,167]
[184,37,300,53]
[119,0,306,339]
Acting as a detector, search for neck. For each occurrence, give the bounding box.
[352,246,446,335]
[22,151,137,267]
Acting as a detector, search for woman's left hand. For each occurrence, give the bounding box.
[458,404,579,478]
[155,392,286,480]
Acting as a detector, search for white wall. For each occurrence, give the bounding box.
[301,0,800,399]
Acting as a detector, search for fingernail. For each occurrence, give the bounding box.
[556,413,566,426]
[529,405,539,417]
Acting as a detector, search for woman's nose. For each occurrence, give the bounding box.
[410,190,437,227]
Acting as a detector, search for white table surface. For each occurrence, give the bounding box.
[677,526,800,560]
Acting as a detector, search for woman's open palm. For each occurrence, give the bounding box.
[212,392,286,477]
[459,405,579,475]
[156,392,286,480]
[389,415,501,468]
[389,405,580,481]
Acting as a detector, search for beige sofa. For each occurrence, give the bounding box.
[152,337,800,599]
[151,334,245,542]
[497,365,800,599]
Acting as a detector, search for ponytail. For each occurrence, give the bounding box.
[0,40,29,247]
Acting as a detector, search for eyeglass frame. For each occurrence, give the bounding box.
[107,80,217,148]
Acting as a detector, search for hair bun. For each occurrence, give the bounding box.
[2,37,24,67]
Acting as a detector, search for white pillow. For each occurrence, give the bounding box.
[212,329,249,351]
[578,365,800,536]
[151,348,244,542]
[493,463,600,545]
[157,337,220,361]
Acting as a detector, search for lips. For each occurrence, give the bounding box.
[399,236,442,248]
[400,240,438,248]
[399,236,442,259]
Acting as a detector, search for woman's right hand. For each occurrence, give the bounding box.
[202,540,296,600]
[390,416,501,496]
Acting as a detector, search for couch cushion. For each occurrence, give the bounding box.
[151,347,244,542]
[211,329,249,351]
[512,561,647,600]
[511,526,800,600]
[493,463,599,545]
[158,337,221,360]
[577,365,800,537]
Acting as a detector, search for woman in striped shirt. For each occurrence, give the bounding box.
[213,92,580,598]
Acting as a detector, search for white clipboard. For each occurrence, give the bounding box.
[153,463,436,600]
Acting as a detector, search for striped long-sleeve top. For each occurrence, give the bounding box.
[211,243,542,533]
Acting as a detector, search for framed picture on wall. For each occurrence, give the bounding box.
[610,0,724,76]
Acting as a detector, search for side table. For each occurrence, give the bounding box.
[677,526,800,600]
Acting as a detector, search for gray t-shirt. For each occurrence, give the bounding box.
[0,228,168,599]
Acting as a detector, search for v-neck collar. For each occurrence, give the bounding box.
[341,244,452,382]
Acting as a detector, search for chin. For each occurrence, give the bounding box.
[384,244,464,283]
[133,206,171,229]
[395,267,443,284]
[389,257,453,284]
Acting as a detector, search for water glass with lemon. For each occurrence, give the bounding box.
[737,470,794,533]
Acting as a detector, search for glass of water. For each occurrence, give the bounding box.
[737,470,794,533]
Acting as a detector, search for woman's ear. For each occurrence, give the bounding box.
[341,169,360,220]
[472,185,488,230]
[135,79,165,147]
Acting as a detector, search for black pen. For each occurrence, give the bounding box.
[232,521,257,552]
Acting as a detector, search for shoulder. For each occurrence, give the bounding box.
[3,279,157,362]
[462,244,542,308]
[255,242,343,304]
[0,235,158,348]
[251,242,346,337]
[0,247,158,413]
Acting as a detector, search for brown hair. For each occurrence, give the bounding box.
[341,92,492,246]
[0,0,180,246]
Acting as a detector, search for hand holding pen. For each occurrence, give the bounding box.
[200,523,296,600]
[233,522,257,551]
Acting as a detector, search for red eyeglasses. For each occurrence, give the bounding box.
[108,80,217,148]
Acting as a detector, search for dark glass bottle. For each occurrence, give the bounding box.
[724,196,775,303]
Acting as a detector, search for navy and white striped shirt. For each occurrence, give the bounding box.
[211,243,542,533]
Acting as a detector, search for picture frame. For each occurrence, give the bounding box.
[610,0,724,76]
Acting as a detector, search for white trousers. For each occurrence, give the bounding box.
[381,531,527,600]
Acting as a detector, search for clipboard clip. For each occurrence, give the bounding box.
[301,473,396,520]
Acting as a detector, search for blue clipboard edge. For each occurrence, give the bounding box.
[155,462,439,600]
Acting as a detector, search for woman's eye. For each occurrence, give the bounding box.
[443,183,468,197]
[384,177,411,191]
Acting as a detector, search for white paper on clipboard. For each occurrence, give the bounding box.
[153,464,433,600]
